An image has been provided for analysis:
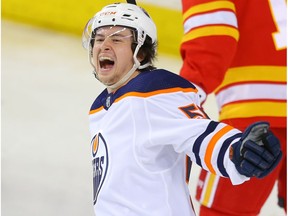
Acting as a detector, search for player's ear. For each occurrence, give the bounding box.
[137,51,145,62]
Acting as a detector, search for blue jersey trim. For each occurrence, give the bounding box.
[90,69,196,111]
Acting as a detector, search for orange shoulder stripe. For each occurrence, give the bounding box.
[89,87,197,115]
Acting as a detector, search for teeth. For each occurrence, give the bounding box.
[99,56,114,69]
[99,56,113,61]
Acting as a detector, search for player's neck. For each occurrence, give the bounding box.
[107,70,140,93]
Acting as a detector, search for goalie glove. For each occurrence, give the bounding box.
[230,121,282,178]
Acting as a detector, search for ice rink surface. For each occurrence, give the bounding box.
[1,20,286,216]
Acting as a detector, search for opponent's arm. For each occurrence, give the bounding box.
[180,0,238,95]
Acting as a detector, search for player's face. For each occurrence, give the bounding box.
[92,26,135,88]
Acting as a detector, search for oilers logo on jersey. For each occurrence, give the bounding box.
[91,133,109,205]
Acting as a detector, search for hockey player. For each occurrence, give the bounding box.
[180,0,287,215]
[82,3,282,216]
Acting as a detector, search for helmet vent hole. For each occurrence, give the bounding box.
[123,14,131,17]
[122,14,134,21]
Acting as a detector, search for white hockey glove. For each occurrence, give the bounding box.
[230,121,282,178]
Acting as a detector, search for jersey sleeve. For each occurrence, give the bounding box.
[137,90,249,185]
[180,0,239,94]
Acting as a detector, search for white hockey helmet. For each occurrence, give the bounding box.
[82,3,157,49]
[82,3,157,91]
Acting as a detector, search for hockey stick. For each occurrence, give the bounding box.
[126,0,137,5]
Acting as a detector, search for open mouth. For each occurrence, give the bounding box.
[99,56,115,70]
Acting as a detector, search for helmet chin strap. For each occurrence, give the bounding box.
[107,57,140,91]
[89,34,150,92]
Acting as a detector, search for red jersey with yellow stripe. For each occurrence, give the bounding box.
[88,69,248,216]
[180,0,287,128]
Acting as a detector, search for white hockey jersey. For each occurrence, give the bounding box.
[89,69,249,216]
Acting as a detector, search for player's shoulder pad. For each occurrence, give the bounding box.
[127,69,196,92]
[90,88,109,112]
[90,69,196,112]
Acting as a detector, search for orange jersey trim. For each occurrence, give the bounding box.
[89,87,198,115]
[204,125,234,174]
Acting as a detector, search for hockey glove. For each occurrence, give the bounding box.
[230,121,282,178]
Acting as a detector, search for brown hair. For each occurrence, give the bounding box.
[132,33,157,71]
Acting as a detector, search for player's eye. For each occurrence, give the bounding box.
[111,37,122,43]
[94,37,105,43]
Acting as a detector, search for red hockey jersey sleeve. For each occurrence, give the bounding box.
[180,0,287,127]
[180,0,239,94]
